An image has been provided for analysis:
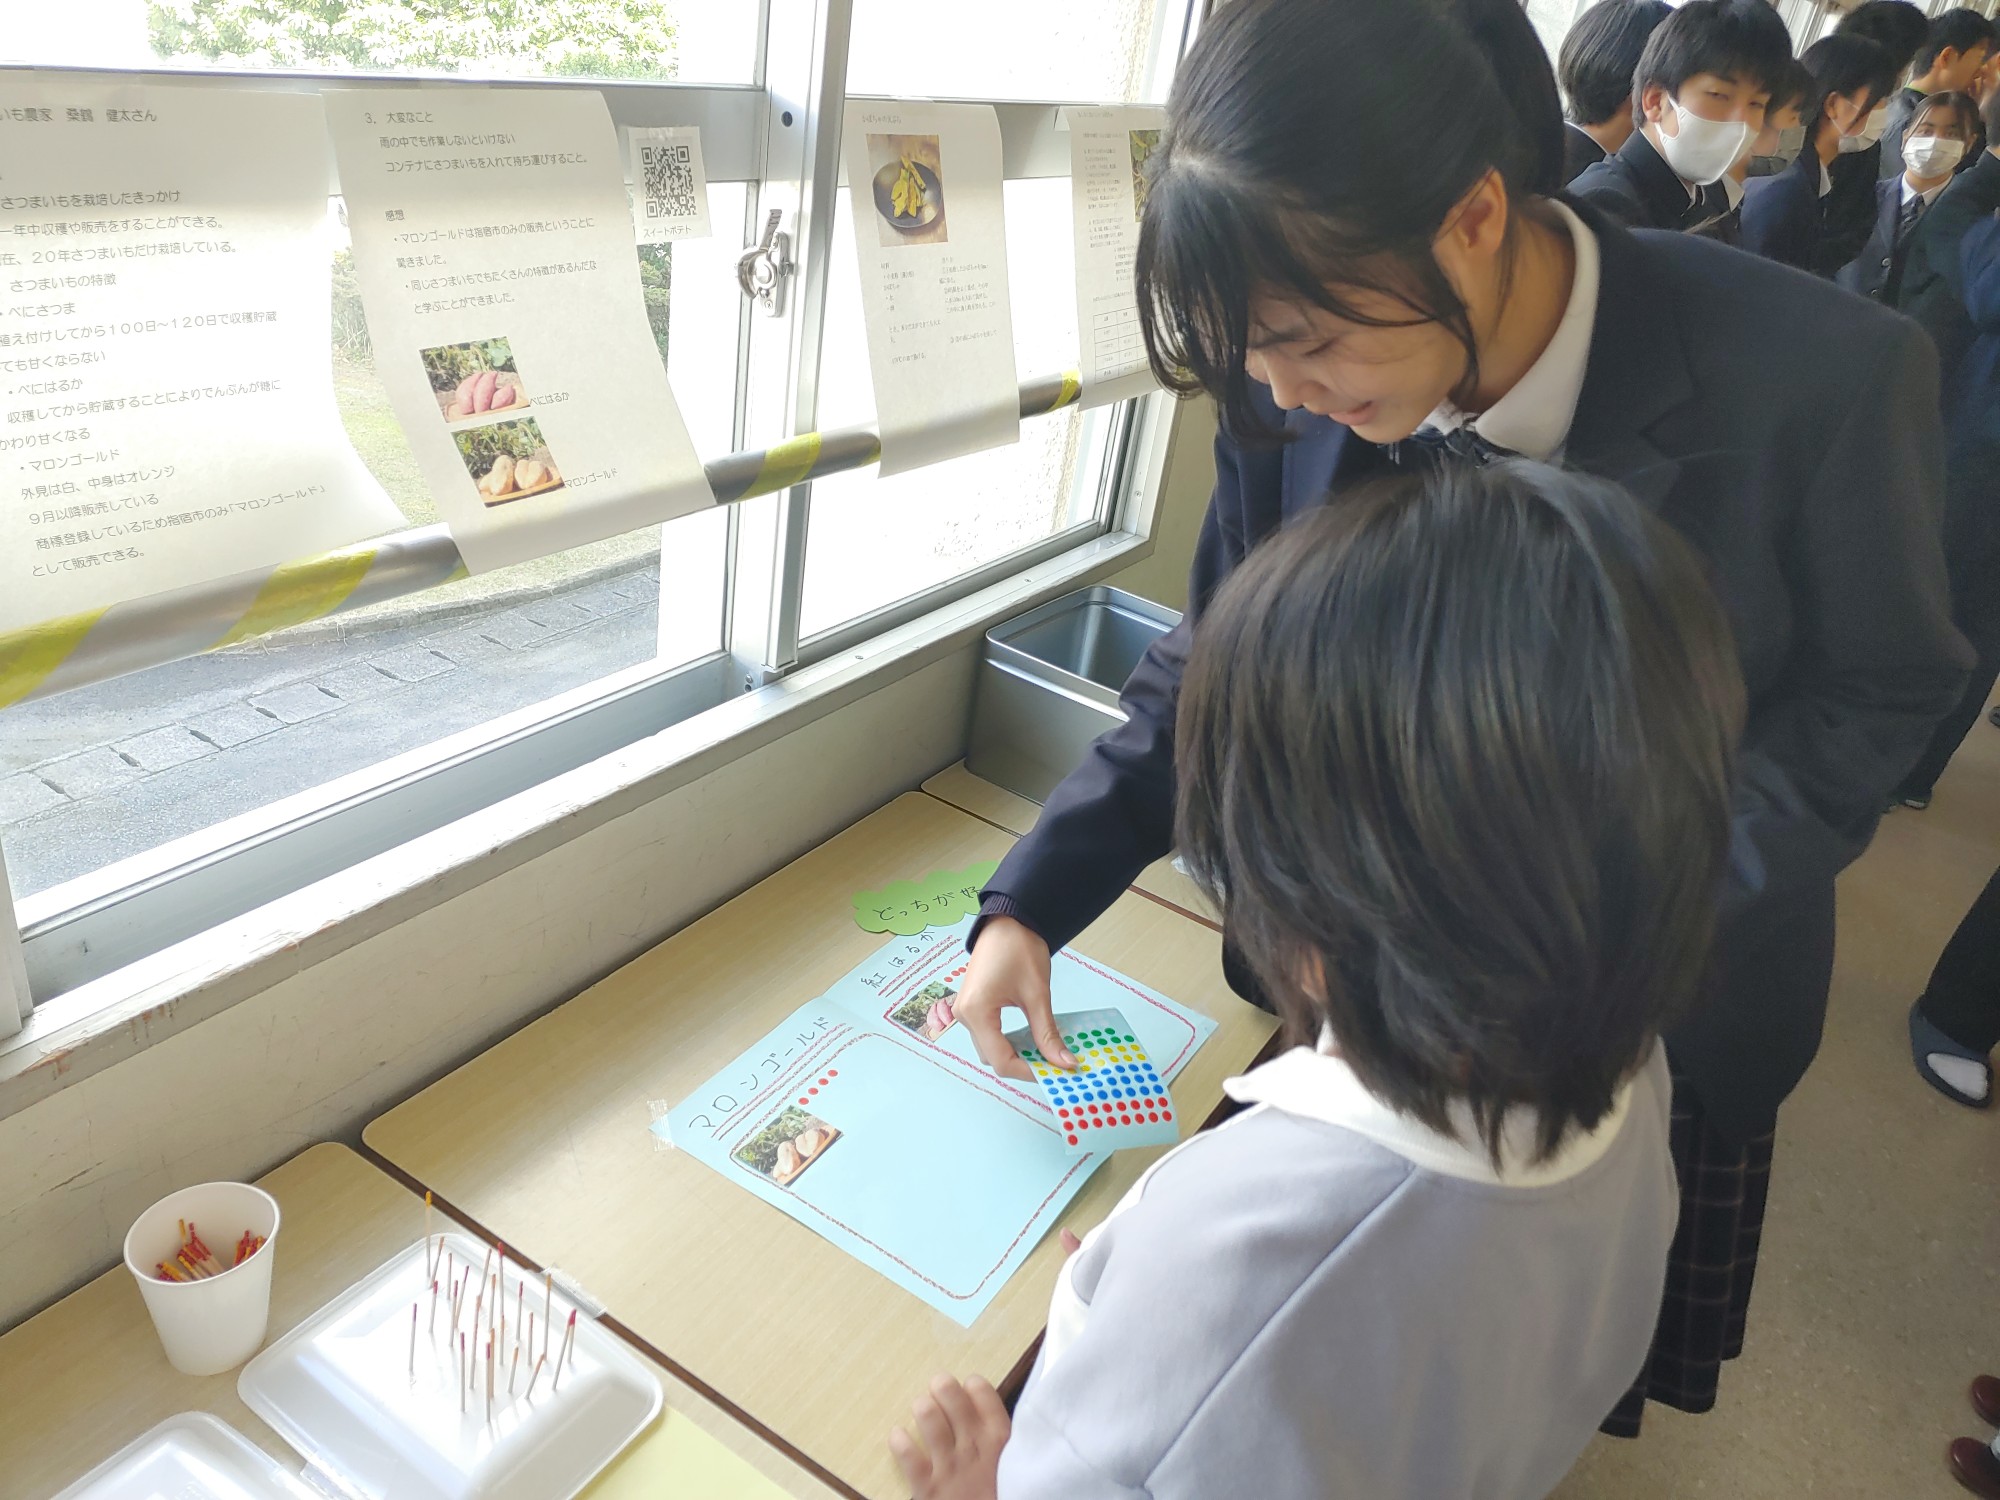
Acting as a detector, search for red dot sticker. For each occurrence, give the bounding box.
[808,1087,818,1095]
[818,1077,829,1086]
[827,1070,837,1077]
[1057,1107,1069,1117]
[1120,1114,1131,1124]
[1162,1111,1172,1121]
[798,1097,809,1105]
[1088,1104,1099,1113]
[1147,1112,1159,1122]
[1067,1134,1078,1145]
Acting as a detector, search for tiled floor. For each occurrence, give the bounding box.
[1553,703,2000,1498]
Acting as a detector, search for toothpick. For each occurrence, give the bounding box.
[510,1344,520,1394]
[473,1287,483,1346]
[542,1271,553,1361]
[486,1336,494,1424]
[423,1191,434,1273]
[476,1243,494,1313]
[408,1302,418,1378]
[429,1277,440,1335]
[459,1333,467,1412]
[514,1281,524,1357]
[563,1308,577,1370]
[526,1312,535,1371]
[526,1353,546,1400]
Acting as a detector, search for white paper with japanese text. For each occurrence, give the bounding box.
[840,101,1018,476]
[1067,106,1165,409]
[325,87,715,573]
[627,125,711,242]
[0,82,403,634]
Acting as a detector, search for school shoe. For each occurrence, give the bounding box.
[1950,1438,2000,1499]
[1910,1001,1994,1109]
[1975,1376,2000,1429]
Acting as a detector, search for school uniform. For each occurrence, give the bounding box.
[1564,120,1609,184]
[1837,174,1945,302]
[1740,150,1828,270]
[1000,1044,1677,1499]
[1569,129,1724,232]
[1879,85,1928,181]
[976,198,1969,1428]
[1899,149,2000,381]
[1815,143,1885,275]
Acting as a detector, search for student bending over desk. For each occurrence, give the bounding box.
[888,460,1744,1500]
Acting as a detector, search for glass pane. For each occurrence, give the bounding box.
[4,1,762,86]
[0,182,744,900]
[800,176,1109,638]
[847,0,1177,102]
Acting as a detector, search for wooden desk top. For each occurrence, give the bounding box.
[363,792,1272,1499]
[0,1144,836,1500]
[920,762,1218,925]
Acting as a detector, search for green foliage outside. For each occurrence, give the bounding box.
[147,0,678,81]
[636,243,673,372]
[420,337,516,391]
[453,416,548,474]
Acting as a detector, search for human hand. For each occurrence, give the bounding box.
[889,1373,1011,1500]
[954,917,1069,1082]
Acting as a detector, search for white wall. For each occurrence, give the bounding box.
[0,399,1218,1332]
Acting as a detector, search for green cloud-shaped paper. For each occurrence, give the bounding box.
[852,860,1002,936]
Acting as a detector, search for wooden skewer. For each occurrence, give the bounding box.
[510,1344,520,1395]
[429,1277,440,1335]
[486,1337,494,1424]
[542,1271,553,1362]
[408,1302,418,1378]
[526,1354,546,1400]
[563,1308,577,1370]
[423,1191,434,1275]
[514,1282,524,1358]
[459,1333,467,1412]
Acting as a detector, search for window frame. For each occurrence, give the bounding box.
[2,0,1204,1012]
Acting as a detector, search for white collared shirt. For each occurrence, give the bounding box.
[1902,174,1948,208]
[1415,198,1601,463]
[1820,161,1834,198]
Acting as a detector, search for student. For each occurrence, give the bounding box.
[1878,8,1994,178]
[1742,36,1897,270]
[1818,0,1931,274]
[1893,210,2000,810]
[952,0,1968,1438]
[1570,0,1791,231]
[891,462,1739,1500]
[1720,58,1815,238]
[1909,860,2000,1108]
[1899,83,2000,382]
[1840,91,1980,301]
[1559,0,1676,182]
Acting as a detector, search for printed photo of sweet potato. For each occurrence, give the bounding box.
[422,337,532,426]
[453,417,564,508]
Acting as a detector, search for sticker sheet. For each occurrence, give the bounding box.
[839,100,1019,475]
[325,87,715,573]
[0,82,403,632]
[658,918,1216,1325]
[1066,105,1166,409]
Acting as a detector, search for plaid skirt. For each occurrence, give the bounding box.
[1601,1066,1775,1438]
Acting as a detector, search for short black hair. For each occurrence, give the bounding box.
[1837,2,1930,74]
[1916,8,1995,74]
[1631,0,1795,125]
[1770,56,1820,122]
[1802,34,1900,141]
[1560,0,1675,126]
[1136,0,1564,441]
[1176,462,1745,1166]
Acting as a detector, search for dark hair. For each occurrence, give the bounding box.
[1175,463,1745,1165]
[1909,88,1982,141]
[1560,0,1675,125]
[1917,9,1995,75]
[1836,1,1930,74]
[1802,34,1900,144]
[1770,56,1821,122]
[1630,0,1795,125]
[1981,78,2000,140]
[1135,0,1562,441]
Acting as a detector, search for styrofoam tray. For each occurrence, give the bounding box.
[51,1412,314,1500]
[238,1233,661,1500]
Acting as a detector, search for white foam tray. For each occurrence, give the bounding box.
[238,1233,661,1500]
[51,1412,313,1500]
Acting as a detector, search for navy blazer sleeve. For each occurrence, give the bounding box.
[977,410,1271,954]
[1722,312,1964,916]
[1739,171,1819,270]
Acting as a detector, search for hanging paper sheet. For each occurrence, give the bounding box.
[658,917,1216,1326]
[840,100,1020,475]
[325,87,716,573]
[1066,105,1167,409]
[0,82,404,633]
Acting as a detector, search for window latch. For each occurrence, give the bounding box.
[736,209,793,318]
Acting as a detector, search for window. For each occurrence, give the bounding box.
[0,0,1198,1009]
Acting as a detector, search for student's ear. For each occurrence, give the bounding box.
[1436,169,1509,272]
[1640,81,1672,127]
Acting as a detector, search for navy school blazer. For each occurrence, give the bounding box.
[1739,150,1824,271]
[979,202,1970,1146]
[1838,177,1922,301]
[1900,150,2000,383]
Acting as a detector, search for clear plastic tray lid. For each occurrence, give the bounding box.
[239,1232,661,1500]
[52,1412,314,1500]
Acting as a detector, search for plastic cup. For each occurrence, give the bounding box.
[123,1181,281,1376]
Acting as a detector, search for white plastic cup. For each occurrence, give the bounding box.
[123,1181,281,1376]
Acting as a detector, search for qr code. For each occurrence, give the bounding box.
[641,141,697,221]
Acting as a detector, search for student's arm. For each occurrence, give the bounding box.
[1740,177,1813,270]
[1723,318,1970,914]
[1959,213,2000,331]
[953,416,1270,1076]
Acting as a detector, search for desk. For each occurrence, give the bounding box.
[364,792,1273,1499]
[920,762,1218,925]
[0,1144,838,1500]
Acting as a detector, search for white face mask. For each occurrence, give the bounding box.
[1769,123,1809,169]
[1838,102,1889,153]
[1657,97,1752,185]
[1904,134,1967,177]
